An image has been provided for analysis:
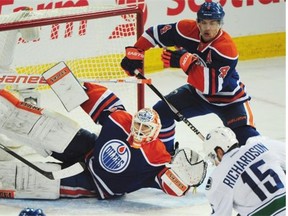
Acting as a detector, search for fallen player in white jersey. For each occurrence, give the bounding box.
[203,126,286,216]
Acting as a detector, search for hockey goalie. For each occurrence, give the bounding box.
[0,67,207,200]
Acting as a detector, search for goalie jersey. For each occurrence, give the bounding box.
[205,136,286,216]
[134,19,249,106]
[60,82,172,199]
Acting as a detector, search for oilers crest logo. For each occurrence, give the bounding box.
[99,139,130,173]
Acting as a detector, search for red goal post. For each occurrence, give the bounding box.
[0,5,145,114]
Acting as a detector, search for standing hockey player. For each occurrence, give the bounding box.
[120,2,260,153]
[203,126,286,216]
[0,82,207,200]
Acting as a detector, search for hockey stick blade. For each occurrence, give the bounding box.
[134,70,205,141]
[0,143,85,180]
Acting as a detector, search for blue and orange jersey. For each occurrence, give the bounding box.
[81,82,126,124]
[135,19,250,106]
[80,83,171,199]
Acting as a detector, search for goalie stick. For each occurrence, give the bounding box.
[0,143,85,180]
[134,70,205,141]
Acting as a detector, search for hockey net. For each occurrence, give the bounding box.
[0,5,144,132]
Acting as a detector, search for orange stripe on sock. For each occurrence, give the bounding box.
[244,101,255,127]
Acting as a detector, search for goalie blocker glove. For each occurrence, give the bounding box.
[121,46,144,76]
[161,49,198,74]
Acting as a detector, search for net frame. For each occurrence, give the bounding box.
[0,5,145,110]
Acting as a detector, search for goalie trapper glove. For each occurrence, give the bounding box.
[161,49,198,74]
[169,148,208,187]
[121,46,144,76]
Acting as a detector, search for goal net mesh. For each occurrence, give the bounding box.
[0,5,144,132]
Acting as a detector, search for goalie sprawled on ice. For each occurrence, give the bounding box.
[0,72,207,200]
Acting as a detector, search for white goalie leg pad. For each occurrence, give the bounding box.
[42,62,89,112]
[0,161,60,199]
[0,90,80,157]
[0,134,35,161]
[167,148,208,187]
[0,145,35,161]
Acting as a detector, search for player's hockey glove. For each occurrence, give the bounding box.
[121,46,144,76]
[161,49,198,74]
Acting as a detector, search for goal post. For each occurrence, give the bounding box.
[0,5,145,126]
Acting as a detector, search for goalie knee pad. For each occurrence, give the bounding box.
[0,161,60,199]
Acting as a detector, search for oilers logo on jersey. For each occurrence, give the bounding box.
[99,139,131,173]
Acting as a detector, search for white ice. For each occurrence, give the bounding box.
[0,57,285,216]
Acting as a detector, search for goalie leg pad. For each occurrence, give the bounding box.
[0,161,60,199]
[0,90,80,157]
[0,134,35,160]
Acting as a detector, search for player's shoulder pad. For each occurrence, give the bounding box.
[109,110,132,134]
[211,30,238,59]
[176,19,199,39]
[141,139,171,164]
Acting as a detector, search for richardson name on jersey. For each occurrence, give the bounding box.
[223,143,268,189]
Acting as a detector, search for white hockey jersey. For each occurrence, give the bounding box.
[205,136,286,216]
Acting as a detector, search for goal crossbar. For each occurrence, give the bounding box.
[0,5,145,110]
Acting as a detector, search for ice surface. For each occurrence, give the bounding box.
[0,57,285,216]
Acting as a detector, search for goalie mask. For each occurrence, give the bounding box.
[203,127,238,166]
[131,108,161,148]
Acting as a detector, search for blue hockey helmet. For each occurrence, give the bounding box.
[197,2,225,22]
[19,208,46,216]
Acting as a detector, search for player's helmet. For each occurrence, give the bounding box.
[197,2,225,23]
[19,207,46,216]
[131,108,161,148]
[203,127,238,165]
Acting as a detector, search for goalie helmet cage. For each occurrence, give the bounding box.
[0,5,144,131]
